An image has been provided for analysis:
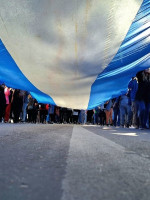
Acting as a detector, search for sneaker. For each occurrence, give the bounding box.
[130,125,138,129]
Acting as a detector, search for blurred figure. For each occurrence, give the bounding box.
[32,100,38,123]
[128,77,138,128]
[0,84,6,122]
[104,99,113,126]
[39,103,47,123]
[21,91,29,122]
[4,85,10,122]
[113,97,120,127]
[135,69,150,129]
[72,109,79,124]
[99,105,106,126]
[27,94,34,123]
[55,106,60,123]
[93,107,100,124]
[87,110,94,124]
[67,108,72,123]
[119,92,132,128]
[12,89,23,123]
[49,104,55,123]
[46,104,51,123]
[79,109,86,124]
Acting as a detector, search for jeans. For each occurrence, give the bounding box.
[113,107,120,126]
[22,103,28,121]
[93,113,99,124]
[120,104,132,126]
[46,107,51,122]
[136,100,149,128]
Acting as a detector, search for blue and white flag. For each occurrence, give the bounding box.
[0,0,149,109]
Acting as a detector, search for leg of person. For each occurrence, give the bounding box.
[120,105,125,127]
[4,103,11,122]
[126,104,132,127]
[117,108,120,126]
[0,105,4,122]
[145,102,150,128]
[46,107,50,123]
[137,101,146,129]
[28,109,32,123]
[14,109,20,123]
[131,101,138,127]
[113,108,117,126]
[105,110,109,125]
[22,103,28,122]
[109,108,113,125]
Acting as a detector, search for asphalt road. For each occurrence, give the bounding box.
[0,124,150,200]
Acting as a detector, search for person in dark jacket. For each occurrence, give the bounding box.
[128,77,138,127]
[135,69,150,129]
[12,89,23,123]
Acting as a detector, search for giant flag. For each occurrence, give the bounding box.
[0,0,149,109]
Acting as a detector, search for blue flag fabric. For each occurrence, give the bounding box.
[0,0,149,109]
[88,0,150,109]
[0,40,56,105]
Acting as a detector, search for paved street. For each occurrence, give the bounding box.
[0,124,150,200]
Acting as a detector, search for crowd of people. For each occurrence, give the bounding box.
[0,69,150,130]
[100,69,150,130]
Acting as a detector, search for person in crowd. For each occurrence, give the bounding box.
[66,108,72,123]
[55,106,60,123]
[32,100,38,123]
[113,97,120,127]
[119,92,132,128]
[93,107,100,124]
[84,110,87,124]
[144,68,150,128]
[12,89,23,123]
[99,105,106,126]
[87,110,94,124]
[60,107,67,123]
[49,104,55,123]
[21,91,29,122]
[46,104,51,124]
[27,94,34,123]
[128,77,138,128]
[7,88,14,122]
[39,103,47,123]
[135,69,150,129]
[59,107,64,123]
[72,109,79,124]
[92,109,96,124]
[0,84,6,122]
[104,99,113,126]
[4,85,11,122]
[79,109,86,124]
